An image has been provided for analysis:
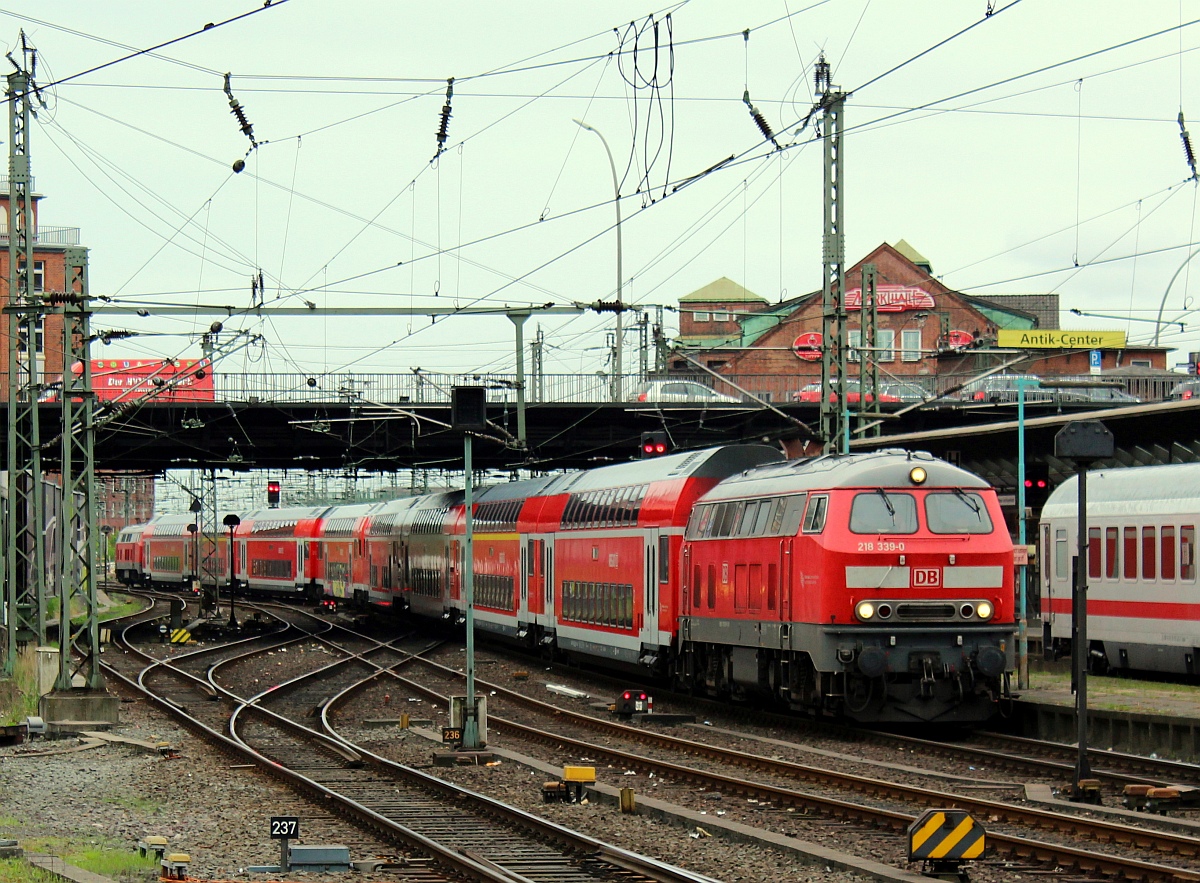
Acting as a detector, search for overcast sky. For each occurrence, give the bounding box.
[10,1,1200,384]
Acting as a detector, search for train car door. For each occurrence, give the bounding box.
[642,528,660,644]
[543,537,555,625]
[298,542,308,590]
[522,537,543,619]
[778,538,793,622]
[1040,522,1053,625]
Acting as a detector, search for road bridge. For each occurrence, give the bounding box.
[6,388,1198,480]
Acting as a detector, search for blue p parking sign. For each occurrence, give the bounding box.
[1089,349,1102,375]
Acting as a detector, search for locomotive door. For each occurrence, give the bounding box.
[643,529,660,643]
[778,538,793,621]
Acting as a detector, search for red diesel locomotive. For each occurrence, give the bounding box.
[135,444,1015,723]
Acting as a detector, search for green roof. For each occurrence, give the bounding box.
[678,277,768,304]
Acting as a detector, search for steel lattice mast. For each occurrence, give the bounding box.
[816,55,849,454]
[54,248,104,691]
[4,57,47,677]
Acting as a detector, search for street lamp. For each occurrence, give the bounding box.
[1152,244,1200,346]
[224,513,241,629]
[573,118,624,402]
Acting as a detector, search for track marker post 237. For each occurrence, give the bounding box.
[270,816,299,871]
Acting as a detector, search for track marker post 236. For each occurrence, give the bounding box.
[270,816,299,871]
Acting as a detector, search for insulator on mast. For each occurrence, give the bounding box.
[435,77,454,158]
[1180,111,1197,181]
[742,90,780,150]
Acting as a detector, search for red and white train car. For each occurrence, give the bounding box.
[233,506,331,598]
[114,522,150,586]
[1040,464,1200,676]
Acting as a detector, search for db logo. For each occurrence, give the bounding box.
[913,568,941,587]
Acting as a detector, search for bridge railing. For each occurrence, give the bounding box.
[206,370,1180,405]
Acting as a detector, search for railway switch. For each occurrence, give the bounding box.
[907,809,984,882]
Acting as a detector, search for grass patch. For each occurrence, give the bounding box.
[102,794,161,813]
[0,833,158,882]
[0,647,41,726]
[0,858,59,882]
[99,599,143,621]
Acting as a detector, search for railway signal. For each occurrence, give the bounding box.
[267,480,281,508]
[640,431,668,458]
[1023,463,1051,509]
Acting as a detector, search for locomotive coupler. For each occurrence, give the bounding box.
[919,658,936,698]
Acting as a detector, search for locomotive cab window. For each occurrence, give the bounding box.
[925,491,993,534]
[849,491,917,534]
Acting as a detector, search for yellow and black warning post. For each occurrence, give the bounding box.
[907,809,985,882]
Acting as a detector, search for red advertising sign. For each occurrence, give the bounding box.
[843,286,935,313]
[78,358,215,402]
[792,332,823,361]
[944,330,975,348]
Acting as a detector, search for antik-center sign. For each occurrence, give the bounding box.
[995,330,1127,349]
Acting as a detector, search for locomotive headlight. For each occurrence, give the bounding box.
[909,466,928,485]
[856,601,876,621]
[975,601,994,621]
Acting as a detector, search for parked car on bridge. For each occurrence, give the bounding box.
[1168,378,1200,400]
[627,380,742,404]
[791,379,901,404]
[960,374,1139,405]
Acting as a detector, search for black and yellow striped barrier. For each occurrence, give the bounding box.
[908,809,984,877]
[169,628,191,644]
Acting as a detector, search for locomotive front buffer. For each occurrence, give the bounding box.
[907,809,985,882]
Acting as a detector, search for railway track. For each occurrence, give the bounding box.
[364,650,1200,883]
[100,603,718,883]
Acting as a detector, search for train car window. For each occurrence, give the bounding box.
[1087,527,1101,579]
[659,535,670,583]
[1162,527,1177,580]
[1105,527,1119,579]
[1142,527,1157,580]
[1055,529,1067,580]
[924,492,993,534]
[707,564,716,609]
[737,501,761,536]
[1123,527,1138,580]
[849,492,917,534]
[1183,527,1196,581]
[686,504,712,540]
[752,500,774,536]
[767,562,778,610]
[799,495,824,534]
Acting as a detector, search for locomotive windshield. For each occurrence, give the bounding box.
[849,492,918,533]
[925,491,994,534]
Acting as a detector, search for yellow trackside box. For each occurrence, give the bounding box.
[563,766,596,783]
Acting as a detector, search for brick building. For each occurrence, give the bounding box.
[672,241,1169,401]
[0,188,155,534]
[0,189,75,400]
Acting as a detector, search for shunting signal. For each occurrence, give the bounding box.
[640,432,668,458]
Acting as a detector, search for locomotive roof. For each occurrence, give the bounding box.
[535,444,783,496]
[1043,463,1200,516]
[697,449,990,501]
